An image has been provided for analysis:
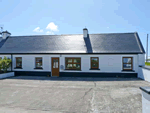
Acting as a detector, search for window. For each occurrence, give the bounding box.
[35,57,42,68]
[91,57,99,69]
[122,57,133,70]
[16,57,22,68]
[65,58,81,70]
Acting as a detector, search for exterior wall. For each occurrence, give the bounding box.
[2,33,10,39]
[12,54,138,77]
[138,67,150,81]
[83,29,88,37]
[0,72,14,79]
[12,55,60,72]
[137,53,148,79]
[141,91,150,113]
[60,54,138,73]
[138,54,145,66]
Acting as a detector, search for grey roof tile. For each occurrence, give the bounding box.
[0,32,145,54]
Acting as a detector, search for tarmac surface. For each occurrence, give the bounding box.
[0,76,150,113]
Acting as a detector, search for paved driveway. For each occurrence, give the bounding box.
[0,76,150,113]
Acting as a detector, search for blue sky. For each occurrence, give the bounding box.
[0,0,150,55]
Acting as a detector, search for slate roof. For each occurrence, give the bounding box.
[0,32,145,54]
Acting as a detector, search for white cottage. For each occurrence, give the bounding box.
[0,28,145,77]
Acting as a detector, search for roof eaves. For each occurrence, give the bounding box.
[134,32,145,53]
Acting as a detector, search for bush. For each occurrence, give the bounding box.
[0,59,2,72]
[0,56,11,73]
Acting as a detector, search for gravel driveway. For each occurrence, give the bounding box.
[0,76,150,113]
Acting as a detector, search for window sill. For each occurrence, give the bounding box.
[122,70,135,72]
[89,68,100,70]
[34,68,43,70]
[14,67,23,69]
[65,69,82,71]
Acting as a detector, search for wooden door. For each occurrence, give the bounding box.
[51,58,59,77]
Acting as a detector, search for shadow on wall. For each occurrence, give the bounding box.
[138,66,150,82]
[7,76,142,81]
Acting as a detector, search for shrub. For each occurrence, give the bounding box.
[1,56,12,73]
[0,59,2,72]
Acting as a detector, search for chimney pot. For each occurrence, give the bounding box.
[83,28,88,38]
[2,31,11,39]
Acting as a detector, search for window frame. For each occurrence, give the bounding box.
[122,57,133,70]
[65,57,81,70]
[16,57,22,68]
[35,57,43,69]
[91,57,99,69]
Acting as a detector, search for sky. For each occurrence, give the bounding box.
[0,0,150,55]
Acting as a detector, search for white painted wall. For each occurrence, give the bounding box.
[138,67,150,82]
[12,54,138,74]
[83,29,88,38]
[0,55,11,59]
[0,72,14,79]
[2,33,10,39]
[13,55,59,72]
[141,91,150,113]
[60,54,138,73]
[138,54,145,66]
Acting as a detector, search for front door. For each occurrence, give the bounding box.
[51,58,59,77]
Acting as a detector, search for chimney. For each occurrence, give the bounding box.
[0,27,3,35]
[2,31,11,39]
[83,28,88,38]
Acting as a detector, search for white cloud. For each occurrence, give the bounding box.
[33,27,43,33]
[46,22,58,31]
[46,31,54,35]
[107,27,109,29]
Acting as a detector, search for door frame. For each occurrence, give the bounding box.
[51,57,59,77]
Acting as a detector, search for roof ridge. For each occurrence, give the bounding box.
[90,32,136,35]
[10,32,137,37]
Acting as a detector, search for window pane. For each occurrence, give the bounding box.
[92,63,98,68]
[16,63,22,67]
[66,59,72,63]
[123,58,131,63]
[66,64,72,68]
[56,59,58,68]
[17,58,22,62]
[36,58,42,62]
[53,59,55,68]
[65,58,81,70]
[36,62,42,68]
[73,64,76,68]
[74,59,80,63]
[16,58,22,67]
[92,58,98,62]
[76,64,80,69]
[123,64,131,69]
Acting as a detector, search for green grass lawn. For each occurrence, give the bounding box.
[145,62,150,66]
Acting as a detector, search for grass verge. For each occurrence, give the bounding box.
[145,62,150,66]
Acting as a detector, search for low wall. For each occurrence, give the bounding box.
[138,66,150,82]
[0,72,14,79]
[140,87,150,113]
